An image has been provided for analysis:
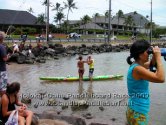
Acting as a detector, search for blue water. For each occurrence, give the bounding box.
[8,51,166,125]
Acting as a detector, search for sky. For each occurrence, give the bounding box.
[0,0,166,26]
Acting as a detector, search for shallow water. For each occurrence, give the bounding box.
[7,52,166,125]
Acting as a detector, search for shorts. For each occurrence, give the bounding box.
[0,71,8,91]
[89,68,94,77]
[126,107,149,125]
[78,69,84,75]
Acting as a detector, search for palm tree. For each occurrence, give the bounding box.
[123,15,134,35]
[63,0,78,33]
[145,15,149,35]
[81,15,91,35]
[42,0,52,6]
[36,13,45,24]
[63,0,78,22]
[41,0,53,21]
[27,7,34,14]
[93,13,100,35]
[52,2,63,12]
[139,16,143,32]
[116,10,124,35]
[52,2,65,29]
[61,21,68,33]
[134,11,137,15]
[54,12,65,28]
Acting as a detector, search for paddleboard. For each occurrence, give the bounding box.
[39,75,123,82]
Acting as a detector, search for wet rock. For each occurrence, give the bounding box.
[25,59,34,64]
[54,56,59,60]
[36,57,46,63]
[31,115,39,125]
[90,123,109,125]
[54,43,63,48]
[17,55,26,64]
[36,113,86,125]
[63,96,70,100]
[38,119,72,125]
[34,103,39,108]
[81,44,86,48]
[62,105,68,110]
[47,99,57,106]
[82,113,93,119]
[37,90,47,99]
[21,97,32,104]
[99,106,104,111]
[110,118,117,121]
[71,100,89,111]
[42,110,58,114]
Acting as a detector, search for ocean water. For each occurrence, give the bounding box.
[7,51,166,125]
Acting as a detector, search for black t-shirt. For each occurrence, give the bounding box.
[0,44,7,71]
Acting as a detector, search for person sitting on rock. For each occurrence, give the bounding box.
[12,41,19,54]
[0,82,33,125]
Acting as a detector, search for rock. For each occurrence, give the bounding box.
[47,99,57,106]
[110,118,116,121]
[90,123,109,125]
[31,115,39,125]
[82,113,93,119]
[62,105,68,110]
[21,97,31,104]
[34,103,39,108]
[63,96,70,100]
[71,100,89,111]
[38,119,72,125]
[99,106,104,111]
[36,113,86,125]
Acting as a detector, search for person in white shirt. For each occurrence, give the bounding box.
[12,42,19,54]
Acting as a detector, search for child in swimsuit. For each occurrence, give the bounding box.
[77,56,86,82]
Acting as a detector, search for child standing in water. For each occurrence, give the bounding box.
[77,56,86,82]
[87,56,94,82]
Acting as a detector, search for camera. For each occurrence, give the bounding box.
[147,47,153,55]
[147,47,166,61]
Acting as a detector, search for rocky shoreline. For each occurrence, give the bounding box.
[7,40,166,64]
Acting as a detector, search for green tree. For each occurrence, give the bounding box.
[124,15,134,35]
[42,0,52,6]
[36,13,45,24]
[139,16,144,32]
[134,11,137,15]
[116,10,124,35]
[63,0,78,33]
[81,15,91,34]
[54,12,65,28]
[93,13,100,34]
[52,2,64,12]
[52,2,65,30]
[63,0,78,21]
[27,7,34,14]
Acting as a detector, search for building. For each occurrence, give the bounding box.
[68,12,150,36]
[0,9,45,34]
